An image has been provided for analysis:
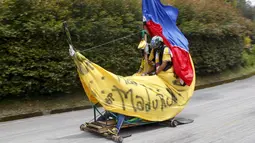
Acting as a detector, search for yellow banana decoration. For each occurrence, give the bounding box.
[72,51,195,122]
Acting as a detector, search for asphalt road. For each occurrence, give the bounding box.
[1,76,255,143]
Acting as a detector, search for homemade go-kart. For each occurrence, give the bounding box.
[63,23,195,143]
[79,108,194,143]
[63,1,196,143]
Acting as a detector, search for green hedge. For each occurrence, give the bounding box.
[189,35,243,75]
[0,0,141,98]
[0,0,253,98]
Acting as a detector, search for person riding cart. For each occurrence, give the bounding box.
[144,36,185,86]
[134,19,152,76]
[142,36,173,76]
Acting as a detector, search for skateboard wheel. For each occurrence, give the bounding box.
[80,124,86,131]
[110,128,118,135]
[112,135,123,143]
[103,132,109,136]
[170,120,178,127]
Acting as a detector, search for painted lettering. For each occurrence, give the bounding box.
[135,95,145,111]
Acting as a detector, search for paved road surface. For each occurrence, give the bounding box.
[1,76,255,143]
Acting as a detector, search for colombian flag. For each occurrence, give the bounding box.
[142,0,194,86]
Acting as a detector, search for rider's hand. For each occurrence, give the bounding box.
[151,72,156,75]
[148,60,155,66]
[141,73,147,76]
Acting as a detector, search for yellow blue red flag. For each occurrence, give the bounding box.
[142,0,194,86]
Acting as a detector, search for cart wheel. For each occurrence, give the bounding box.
[170,120,178,127]
[103,132,109,136]
[108,127,118,135]
[80,124,86,131]
[112,135,123,143]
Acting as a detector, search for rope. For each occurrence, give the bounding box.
[80,32,139,52]
[64,32,139,59]
[63,22,140,58]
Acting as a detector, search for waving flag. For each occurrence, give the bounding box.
[142,0,194,86]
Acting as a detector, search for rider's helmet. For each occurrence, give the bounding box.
[150,36,163,50]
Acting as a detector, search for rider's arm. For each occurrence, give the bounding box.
[144,44,149,62]
[142,49,155,75]
[156,61,167,74]
[148,49,155,66]
[156,48,172,74]
[144,32,147,43]
[138,59,144,73]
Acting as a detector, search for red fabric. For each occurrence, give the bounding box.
[146,20,193,86]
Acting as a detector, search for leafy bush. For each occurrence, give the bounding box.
[188,36,243,75]
[165,0,254,36]
[0,0,141,98]
[241,45,255,67]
